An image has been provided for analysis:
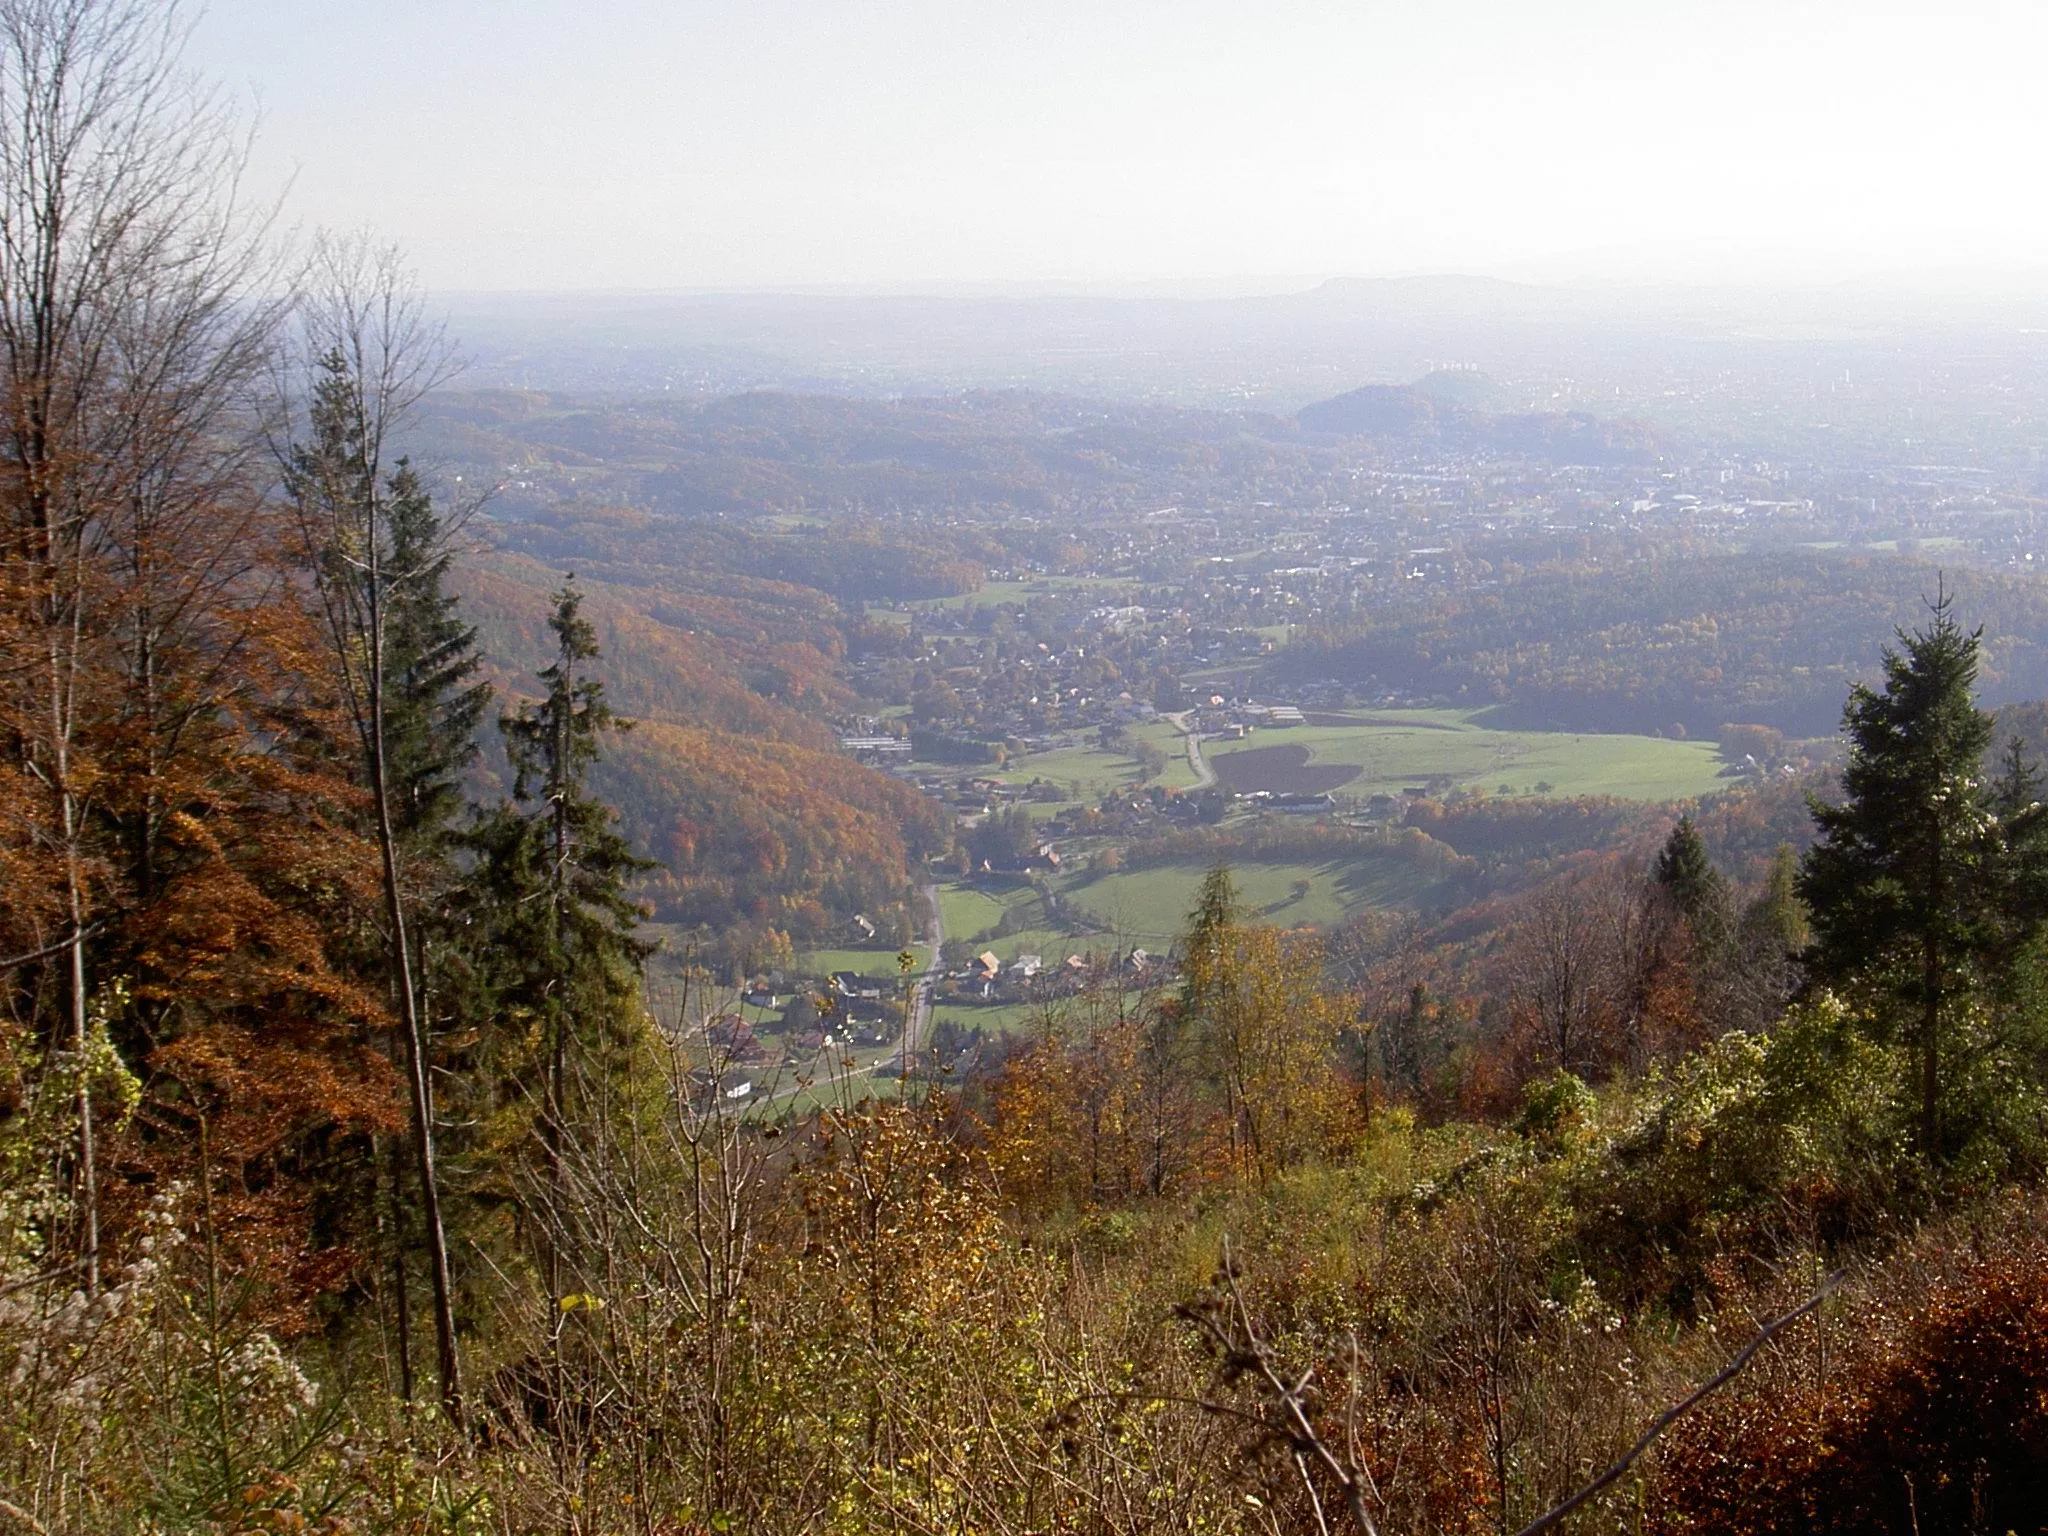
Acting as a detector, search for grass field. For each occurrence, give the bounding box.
[936,882,1012,941]
[1058,855,1441,946]
[796,946,913,981]
[934,880,1089,965]
[996,744,1143,804]
[991,725,1196,809]
[1204,710,1724,802]
[930,999,1052,1037]
[1129,719,1205,790]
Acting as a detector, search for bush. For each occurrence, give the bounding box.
[1572,995,1906,1310]
[1654,1192,2048,1535]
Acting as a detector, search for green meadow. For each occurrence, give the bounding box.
[1203,709,1726,802]
[1059,855,1436,947]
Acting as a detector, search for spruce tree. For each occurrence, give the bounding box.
[469,580,652,1253]
[1178,862,1239,1021]
[383,461,490,851]
[287,342,466,1422]
[1739,844,1810,959]
[1797,591,2002,1158]
[1654,814,1732,951]
[367,460,488,1403]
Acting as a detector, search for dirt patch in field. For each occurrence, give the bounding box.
[1208,744,1361,794]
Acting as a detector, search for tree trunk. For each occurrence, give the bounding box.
[367,586,464,1428]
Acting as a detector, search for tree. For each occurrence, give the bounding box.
[0,0,278,1292]
[1797,591,2031,1159]
[1718,843,1809,1033]
[1200,925,1350,1178]
[282,239,466,1423]
[367,457,487,1405]
[1656,815,1731,953]
[383,463,490,852]
[469,580,653,1291]
[1505,879,1609,1076]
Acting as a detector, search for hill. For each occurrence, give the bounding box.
[461,558,943,951]
[1297,381,1663,464]
[1277,549,2048,736]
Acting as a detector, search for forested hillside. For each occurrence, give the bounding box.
[417,386,1324,521]
[1297,381,1664,464]
[456,556,943,951]
[1277,548,2048,734]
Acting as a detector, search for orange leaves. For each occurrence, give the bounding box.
[986,1020,1150,1210]
[600,718,947,935]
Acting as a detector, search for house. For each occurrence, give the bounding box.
[973,951,1002,980]
[830,971,884,1001]
[842,996,892,1026]
[1271,791,1334,813]
[688,1069,756,1108]
[1010,954,1043,979]
[713,1018,770,1064]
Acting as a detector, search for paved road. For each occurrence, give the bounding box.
[901,881,944,1073]
[1170,712,1216,788]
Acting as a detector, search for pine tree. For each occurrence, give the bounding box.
[383,462,490,852]
[469,580,652,1283]
[1655,815,1731,951]
[1797,590,2005,1159]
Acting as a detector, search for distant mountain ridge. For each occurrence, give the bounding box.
[1297,381,1663,465]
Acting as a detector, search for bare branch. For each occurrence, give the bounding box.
[1510,1272,1845,1536]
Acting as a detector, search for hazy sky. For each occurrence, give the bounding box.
[187,0,2048,293]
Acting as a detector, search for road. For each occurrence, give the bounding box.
[1170,712,1216,788]
[901,881,944,1074]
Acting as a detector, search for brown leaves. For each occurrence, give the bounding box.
[1653,1192,2048,1534]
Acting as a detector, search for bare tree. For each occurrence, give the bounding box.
[0,0,275,1290]
[1505,880,1607,1076]
[278,234,467,1424]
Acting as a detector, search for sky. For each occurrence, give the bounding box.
[185,0,2048,295]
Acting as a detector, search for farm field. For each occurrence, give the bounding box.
[930,998,1051,1038]
[935,880,1088,965]
[995,743,1143,804]
[1128,719,1205,790]
[1203,710,1725,802]
[1057,855,1442,946]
